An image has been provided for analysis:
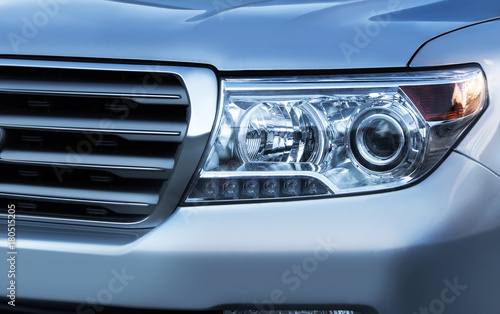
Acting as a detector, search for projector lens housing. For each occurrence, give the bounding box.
[348,105,422,173]
[355,113,405,167]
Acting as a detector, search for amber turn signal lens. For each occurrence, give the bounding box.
[401,73,486,122]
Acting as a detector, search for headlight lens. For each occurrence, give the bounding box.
[184,66,486,203]
[354,112,405,167]
[236,101,324,163]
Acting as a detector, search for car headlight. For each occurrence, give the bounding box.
[183,66,486,203]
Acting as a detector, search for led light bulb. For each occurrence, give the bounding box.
[203,180,219,199]
[241,179,259,198]
[221,180,239,199]
[261,179,279,197]
[282,179,300,196]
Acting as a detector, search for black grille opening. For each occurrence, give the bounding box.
[0,66,184,89]
[4,164,163,191]
[3,198,149,223]
[6,129,179,156]
[0,93,188,121]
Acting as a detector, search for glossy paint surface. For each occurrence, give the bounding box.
[2,153,499,313]
[0,0,499,70]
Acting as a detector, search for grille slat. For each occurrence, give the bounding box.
[1,150,175,174]
[0,64,191,223]
[0,115,187,137]
[0,184,158,206]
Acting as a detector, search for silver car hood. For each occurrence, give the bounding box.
[0,0,499,71]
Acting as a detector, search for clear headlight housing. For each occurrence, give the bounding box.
[184,66,486,203]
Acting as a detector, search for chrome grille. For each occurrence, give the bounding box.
[0,60,218,227]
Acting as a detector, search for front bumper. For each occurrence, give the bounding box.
[2,151,499,314]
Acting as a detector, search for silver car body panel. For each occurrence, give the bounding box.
[0,0,499,70]
[3,152,499,314]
